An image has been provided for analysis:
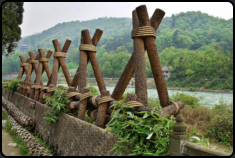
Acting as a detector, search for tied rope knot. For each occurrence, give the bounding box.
[79,44,96,52]
[98,96,114,106]
[53,52,67,58]
[47,87,57,93]
[66,92,81,98]
[34,85,42,90]
[92,95,101,108]
[20,63,29,67]
[40,87,48,91]
[31,85,37,89]
[131,26,156,39]
[39,57,49,62]
[124,101,144,108]
[80,92,93,102]
[28,60,39,64]
[172,102,179,114]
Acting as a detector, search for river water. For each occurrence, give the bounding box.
[56,84,233,108]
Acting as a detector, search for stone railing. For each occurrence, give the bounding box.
[169,114,230,156]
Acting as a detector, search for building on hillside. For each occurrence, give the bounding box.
[162,66,173,79]
[20,45,28,52]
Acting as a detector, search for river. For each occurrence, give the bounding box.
[55,84,233,108]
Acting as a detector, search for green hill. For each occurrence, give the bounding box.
[2,11,233,90]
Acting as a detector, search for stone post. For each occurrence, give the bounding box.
[169,114,189,156]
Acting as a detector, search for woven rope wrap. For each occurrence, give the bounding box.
[34,85,42,90]
[173,102,179,114]
[131,26,156,39]
[39,57,49,62]
[31,85,36,89]
[92,95,100,108]
[47,87,56,93]
[80,92,93,102]
[26,86,31,90]
[20,63,29,67]
[67,92,81,98]
[28,60,39,64]
[79,44,96,52]
[53,52,67,58]
[98,96,114,106]
[40,87,48,91]
[17,84,22,88]
[124,101,144,108]
[22,85,26,89]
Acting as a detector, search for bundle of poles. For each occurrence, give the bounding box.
[16,5,185,129]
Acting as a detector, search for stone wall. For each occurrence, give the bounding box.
[2,88,128,156]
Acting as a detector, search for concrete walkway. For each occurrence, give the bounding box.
[2,129,22,156]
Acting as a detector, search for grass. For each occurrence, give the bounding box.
[146,92,233,152]
[2,112,55,156]
[2,112,31,156]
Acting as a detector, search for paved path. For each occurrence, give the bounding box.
[2,129,22,156]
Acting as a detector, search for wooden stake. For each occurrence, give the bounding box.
[111,9,165,101]
[39,85,46,104]
[132,10,148,107]
[96,90,110,128]
[82,29,106,93]
[77,87,90,120]
[71,29,103,90]
[136,5,170,108]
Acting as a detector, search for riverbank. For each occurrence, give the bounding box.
[58,78,233,94]
[3,76,233,94]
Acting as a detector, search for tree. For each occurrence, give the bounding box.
[171,14,176,29]
[2,2,24,56]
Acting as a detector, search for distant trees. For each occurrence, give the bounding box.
[2,2,24,56]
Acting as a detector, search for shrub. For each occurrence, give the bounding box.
[169,92,203,106]
[206,97,233,146]
[88,86,99,95]
[43,87,70,124]
[106,103,174,156]
[7,79,19,92]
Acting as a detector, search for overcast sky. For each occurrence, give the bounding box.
[19,2,233,37]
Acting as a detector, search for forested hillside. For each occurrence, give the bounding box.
[2,11,233,90]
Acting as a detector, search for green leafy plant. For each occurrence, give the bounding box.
[7,79,19,92]
[43,87,69,124]
[106,101,174,156]
[2,81,9,88]
[170,92,203,106]
[88,86,99,95]
[189,124,211,147]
